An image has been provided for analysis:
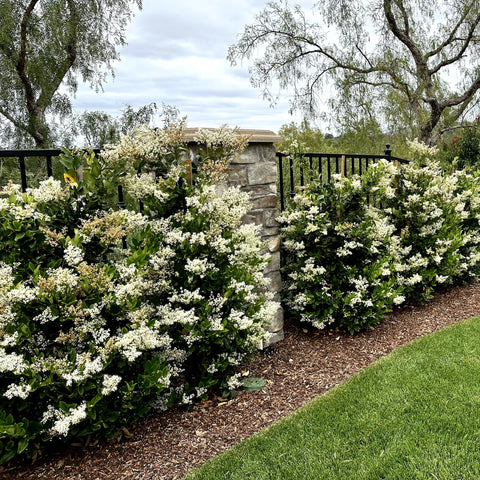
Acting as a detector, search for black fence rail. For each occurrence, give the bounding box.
[276,144,409,211]
[0,148,101,192]
[0,148,136,211]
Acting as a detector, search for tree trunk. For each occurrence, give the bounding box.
[29,107,50,148]
[418,126,433,145]
[418,101,445,146]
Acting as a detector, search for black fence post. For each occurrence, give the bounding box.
[46,155,53,177]
[289,155,295,199]
[117,184,126,210]
[278,153,285,212]
[384,144,392,158]
[19,155,27,192]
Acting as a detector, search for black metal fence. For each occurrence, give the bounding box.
[276,144,409,211]
[0,148,136,211]
[1,145,408,213]
[0,148,101,192]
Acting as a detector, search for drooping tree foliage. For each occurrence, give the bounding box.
[229,0,480,145]
[0,0,142,148]
[76,102,159,148]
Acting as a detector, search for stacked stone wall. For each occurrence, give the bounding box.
[185,129,284,345]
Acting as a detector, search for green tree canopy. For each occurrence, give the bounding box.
[77,102,159,148]
[277,120,332,153]
[229,0,480,145]
[0,0,142,148]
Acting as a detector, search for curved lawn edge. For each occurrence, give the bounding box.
[184,316,480,480]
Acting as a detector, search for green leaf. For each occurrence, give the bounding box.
[16,437,29,454]
[240,377,266,391]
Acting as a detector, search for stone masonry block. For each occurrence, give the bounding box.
[251,194,278,209]
[264,251,281,275]
[264,235,281,253]
[243,184,277,197]
[241,210,263,226]
[261,226,280,237]
[234,146,260,164]
[267,306,284,333]
[226,165,248,185]
[266,329,284,346]
[265,270,283,292]
[247,163,278,186]
[233,144,277,165]
[263,209,280,227]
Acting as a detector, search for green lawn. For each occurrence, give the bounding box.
[185,316,480,480]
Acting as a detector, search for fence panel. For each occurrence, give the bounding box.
[0,148,101,191]
[276,144,408,210]
[0,148,139,211]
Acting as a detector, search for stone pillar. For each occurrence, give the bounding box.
[184,129,284,345]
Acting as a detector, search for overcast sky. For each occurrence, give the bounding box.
[71,0,316,134]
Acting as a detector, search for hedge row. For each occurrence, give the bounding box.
[280,140,480,333]
[0,125,277,464]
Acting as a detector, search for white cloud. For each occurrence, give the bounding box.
[71,0,314,132]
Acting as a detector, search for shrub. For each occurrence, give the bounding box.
[0,124,276,464]
[281,140,480,332]
[369,140,480,301]
[438,124,480,170]
[279,173,403,333]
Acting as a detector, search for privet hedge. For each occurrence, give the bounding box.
[0,124,277,464]
[280,140,480,333]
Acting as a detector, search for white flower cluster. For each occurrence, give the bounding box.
[185,258,217,278]
[193,125,250,156]
[3,382,32,400]
[27,178,69,203]
[406,138,439,160]
[64,243,84,266]
[101,374,122,396]
[42,402,88,437]
[102,123,187,174]
[1,178,70,222]
[0,350,27,374]
[186,185,252,230]
[123,172,169,202]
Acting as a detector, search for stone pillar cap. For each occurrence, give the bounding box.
[183,128,282,144]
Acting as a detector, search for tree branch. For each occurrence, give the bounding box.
[37,0,79,110]
[438,123,478,136]
[383,0,426,71]
[429,10,480,75]
[0,105,26,132]
[441,73,480,109]
[17,0,41,116]
[425,1,474,60]
[396,0,411,37]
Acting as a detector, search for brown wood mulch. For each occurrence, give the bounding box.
[2,281,479,480]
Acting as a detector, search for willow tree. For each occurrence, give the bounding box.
[0,0,142,148]
[229,0,480,145]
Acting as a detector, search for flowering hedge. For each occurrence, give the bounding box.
[280,139,480,333]
[0,124,277,464]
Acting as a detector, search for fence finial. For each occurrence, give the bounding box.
[384,144,392,157]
